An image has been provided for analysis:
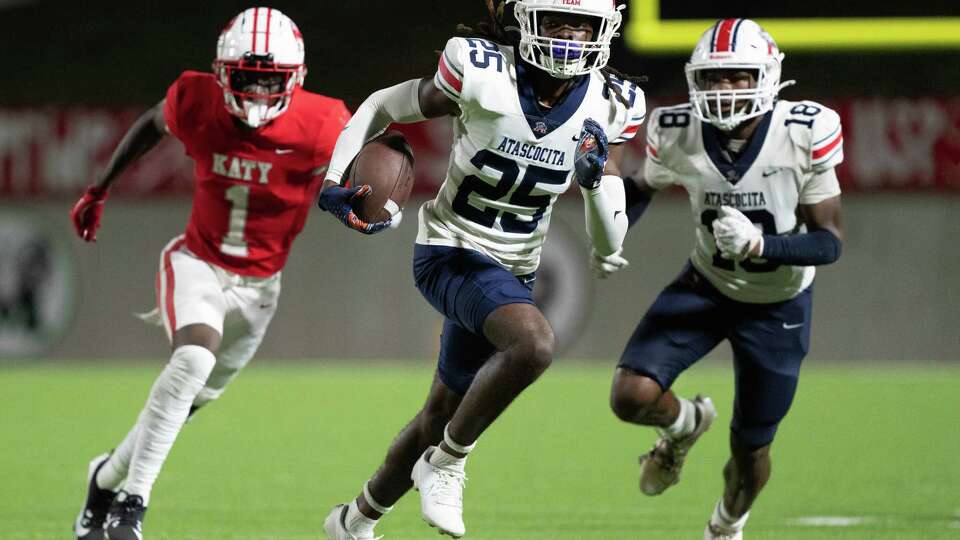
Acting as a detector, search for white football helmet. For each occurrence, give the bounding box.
[515,0,624,79]
[213,7,306,128]
[685,19,794,131]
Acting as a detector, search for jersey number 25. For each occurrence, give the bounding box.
[452,150,567,234]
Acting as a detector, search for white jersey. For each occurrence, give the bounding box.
[418,37,646,275]
[645,100,843,303]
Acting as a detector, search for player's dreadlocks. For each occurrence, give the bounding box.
[455,0,519,46]
[454,0,645,109]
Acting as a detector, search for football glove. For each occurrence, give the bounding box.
[316,184,392,235]
[712,205,763,260]
[574,118,609,190]
[590,247,629,279]
[70,185,109,242]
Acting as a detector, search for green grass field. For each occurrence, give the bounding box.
[2,361,958,539]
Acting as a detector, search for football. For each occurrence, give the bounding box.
[344,130,416,223]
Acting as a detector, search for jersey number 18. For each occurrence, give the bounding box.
[700,208,779,273]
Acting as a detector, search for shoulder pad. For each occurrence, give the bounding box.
[784,100,844,173]
[434,38,468,103]
[645,104,694,161]
[606,77,647,143]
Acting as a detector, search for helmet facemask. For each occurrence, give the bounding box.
[686,63,780,131]
[215,53,303,128]
[515,0,623,79]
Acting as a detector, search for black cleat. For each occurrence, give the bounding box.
[105,491,147,540]
[74,453,117,540]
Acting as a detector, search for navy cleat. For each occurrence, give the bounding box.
[105,491,147,540]
[74,452,116,540]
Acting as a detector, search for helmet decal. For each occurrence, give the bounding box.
[710,18,745,53]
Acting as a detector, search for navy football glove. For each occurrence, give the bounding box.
[316,184,392,235]
[574,118,609,190]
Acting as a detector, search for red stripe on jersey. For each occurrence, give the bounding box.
[714,19,737,52]
[438,55,463,93]
[812,131,843,159]
[646,143,658,158]
[264,8,272,53]
[252,8,259,53]
[154,268,161,331]
[162,238,185,333]
[622,124,641,135]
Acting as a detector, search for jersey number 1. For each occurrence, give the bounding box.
[221,185,249,257]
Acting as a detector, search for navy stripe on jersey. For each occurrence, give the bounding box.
[443,51,463,78]
[813,124,841,146]
[813,146,842,166]
[701,110,773,185]
[434,71,460,102]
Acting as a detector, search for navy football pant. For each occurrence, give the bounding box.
[413,244,536,396]
[619,263,813,448]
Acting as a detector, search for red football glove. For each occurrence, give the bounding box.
[70,185,109,242]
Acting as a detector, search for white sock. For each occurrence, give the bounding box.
[429,445,467,473]
[663,397,697,440]
[345,499,378,535]
[711,499,750,531]
[96,417,143,491]
[122,345,216,505]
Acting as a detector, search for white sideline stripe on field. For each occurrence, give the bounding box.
[788,516,875,527]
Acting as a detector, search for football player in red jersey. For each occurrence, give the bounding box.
[69,8,389,540]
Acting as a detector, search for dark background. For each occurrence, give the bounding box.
[4,0,958,108]
[659,0,959,18]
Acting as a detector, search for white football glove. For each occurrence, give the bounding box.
[712,205,763,261]
[590,248,629,279]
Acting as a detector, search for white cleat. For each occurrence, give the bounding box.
[411,447,466,538]
[323,504,380,540]
[704,522,743,540]
[639,395,717,496]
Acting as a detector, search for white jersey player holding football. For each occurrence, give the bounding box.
[602,19,844,539]
[313,1,644,538]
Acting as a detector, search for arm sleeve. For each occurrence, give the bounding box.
[623,176,654,227]
[581,174,628,256]
[324,78,425,184]
[433,38,467,105]
[761,229,842,266]
[643,109,678,190]
[312,100,352,176]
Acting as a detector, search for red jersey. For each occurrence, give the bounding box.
[163,71,350,277]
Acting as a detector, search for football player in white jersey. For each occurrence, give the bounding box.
[599,19,844,540]
[313,1,645,538]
